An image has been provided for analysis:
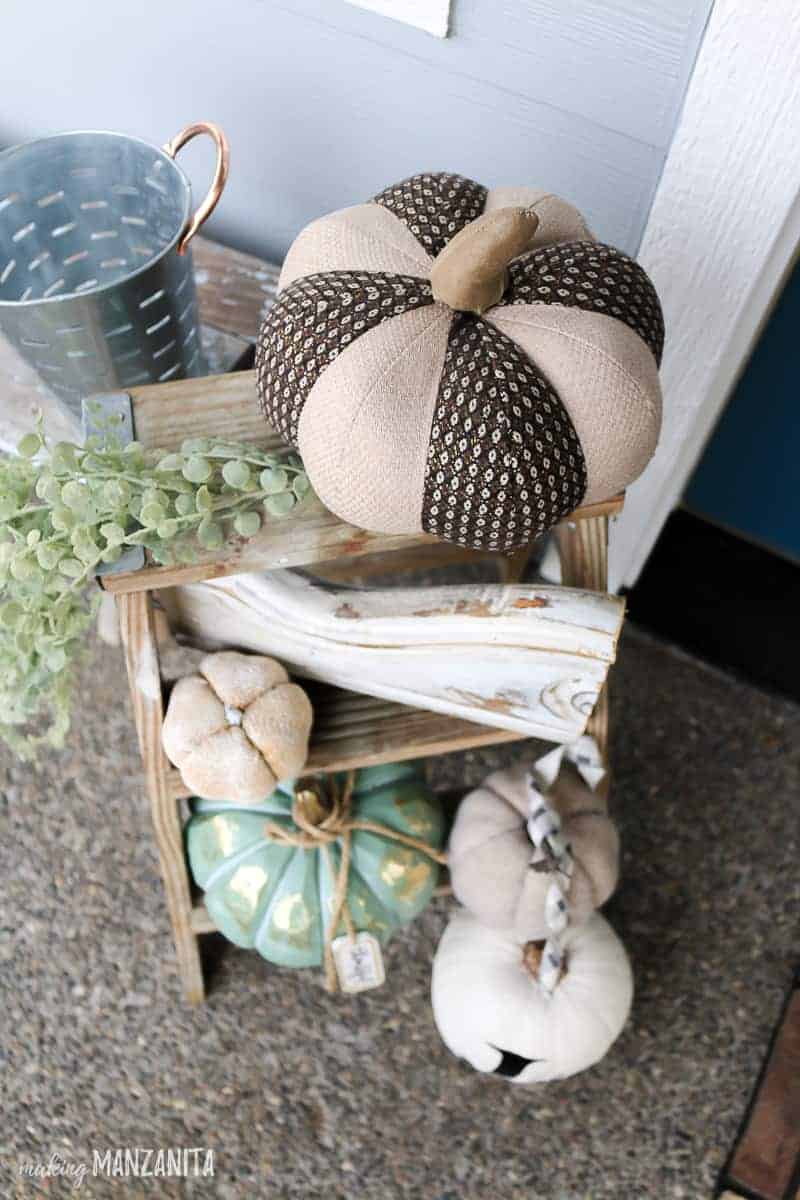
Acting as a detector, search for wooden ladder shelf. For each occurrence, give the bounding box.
[108,367,622,1004]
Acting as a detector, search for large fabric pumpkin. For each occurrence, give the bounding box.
[431,909,633,1083]
[256,172,664,551]
[185,763,444,967]
[447,761,618,941]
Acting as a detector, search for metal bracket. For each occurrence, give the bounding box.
[81,392,146,577]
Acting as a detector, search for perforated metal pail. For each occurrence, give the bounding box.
[0,123,229,418]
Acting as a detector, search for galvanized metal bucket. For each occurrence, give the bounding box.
[0,123,229,418]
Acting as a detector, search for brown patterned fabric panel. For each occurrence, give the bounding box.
[256,271,434,445]
[505,241,665,365]
[373,172,487,258]
[421,314,587,551]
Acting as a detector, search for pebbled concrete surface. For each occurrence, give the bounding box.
[1,626,798,1199]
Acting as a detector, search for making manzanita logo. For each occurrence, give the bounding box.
[18,1153,88,1190]
[18,1147,215,1188]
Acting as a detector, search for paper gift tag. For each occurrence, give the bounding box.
[331,932,386,993]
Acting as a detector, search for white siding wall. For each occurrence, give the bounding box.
[0,0,712,261]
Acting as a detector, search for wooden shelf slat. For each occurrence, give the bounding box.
[307,707,524,771]
[725,984,800,1200]
[100,364,623,595]
[167,684,526,802]
[193,236,280,342]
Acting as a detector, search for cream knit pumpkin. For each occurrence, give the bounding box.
[256,172,664,552]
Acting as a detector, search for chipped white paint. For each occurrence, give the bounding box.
[162,570,624,744]
[610,0,800,588]
[135,637,162,702]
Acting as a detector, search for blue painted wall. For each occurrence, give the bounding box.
[685,256,800,563]
[0,0,712,263]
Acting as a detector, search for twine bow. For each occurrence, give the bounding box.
[262,772,448,992]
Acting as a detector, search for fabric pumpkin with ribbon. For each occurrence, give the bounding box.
[256,172,664,552]
[431,908,633,1083]
[447,752,618,942]
[185,763,445,979]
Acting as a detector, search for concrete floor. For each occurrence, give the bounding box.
[1,626,798,1199]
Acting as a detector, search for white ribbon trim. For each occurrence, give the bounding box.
[534,733,605,793]
[525,773,574,997]
[525,733,605,995]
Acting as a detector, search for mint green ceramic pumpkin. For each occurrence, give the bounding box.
[185,763,444,968]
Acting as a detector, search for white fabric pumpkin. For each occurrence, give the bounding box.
[431,909,633,1083]
[162,651,313,804]
[448,761,619,941]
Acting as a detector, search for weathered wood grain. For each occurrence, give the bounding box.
[103,495,622,597]
[101,495,620,595]
[104,497,442,595]
[117,590,205,1005]
[308,540,502,583]
[727,986,800,1200]
[193,236,279,341]
[128,368,277,452]
[167,684,525,796]
[161,569,623,744]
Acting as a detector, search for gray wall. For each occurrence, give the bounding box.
[1,0,712,263]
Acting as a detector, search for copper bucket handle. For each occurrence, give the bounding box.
[163,122,229,255]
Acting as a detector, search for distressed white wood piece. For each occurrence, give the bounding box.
[609,0,800,590]
[344,0,450,38]
[162,570,624,744]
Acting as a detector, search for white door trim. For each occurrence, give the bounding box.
[609,0,800,591]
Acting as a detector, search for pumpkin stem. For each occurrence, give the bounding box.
[430,206,540,315]
[522,939,545,978]
[295,779,330,827]
[522,938,568,985]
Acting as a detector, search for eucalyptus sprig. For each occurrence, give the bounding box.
[0,413,312,759]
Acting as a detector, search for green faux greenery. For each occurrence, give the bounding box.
[0,413,311,759]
